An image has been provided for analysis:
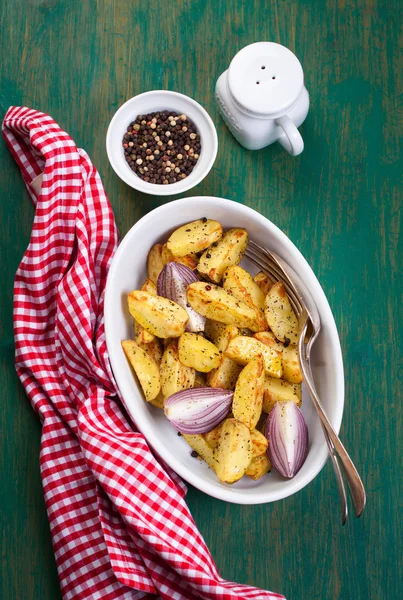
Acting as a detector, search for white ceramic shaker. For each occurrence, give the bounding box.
[215,42,309,156]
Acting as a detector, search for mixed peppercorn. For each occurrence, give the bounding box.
[122,111,201,184]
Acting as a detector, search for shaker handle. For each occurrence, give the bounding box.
[276,115,304,156]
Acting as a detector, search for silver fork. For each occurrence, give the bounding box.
[245,240,366,523]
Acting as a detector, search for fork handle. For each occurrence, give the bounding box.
[306,362,348,525]
[324,430,348,524]
[299,327,366,518]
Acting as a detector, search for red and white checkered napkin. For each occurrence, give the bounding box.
[3,106,285,600]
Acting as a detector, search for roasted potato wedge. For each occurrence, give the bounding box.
[187,282,257,330]
[167,219,223,257]
[178,332,220,373]
[255,332,303,384]
[263,376,302,414]
[160,341,195,398]
[232,356,265,429]
[206,355,242,390]
[254,271,275,296]
[204,319,227,344]
[264,282,299,343]
[135,329,156,345]
[224,335,283,378]
[282,344,303,384]
[213,419,252,483]
[141,278,157,295]
[205,324,242,389]
[204,320,239,347]
[246,454,271,480]
[250,429,269,457]
[133,279,157,341]
[253,330,284,353]
[183,434,216,470]
[147,243,165,284]
[223,265,267,331]
[204,321,239,351]
[198,228,248,283]
[121,340,161,401]
[203,423,224,449]
[148,392,165,409]
[161,244,199,270]
[141,338,163,365]
[177,253,199,270]
[128,291,188,338]
[161,244,176,265]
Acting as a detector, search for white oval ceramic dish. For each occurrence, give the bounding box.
[104,197,344,504]
[106,91,218,196]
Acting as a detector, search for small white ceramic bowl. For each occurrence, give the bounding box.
[106,91,218,196]
[105,197,344,504]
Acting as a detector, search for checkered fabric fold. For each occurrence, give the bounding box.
[3,106,285,600]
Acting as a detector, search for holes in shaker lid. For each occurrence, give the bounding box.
[256,81,260,84]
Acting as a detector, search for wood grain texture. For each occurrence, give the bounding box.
[0,1,401,598]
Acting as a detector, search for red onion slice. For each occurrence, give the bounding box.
[157,262,205,332]
[265,401,309,478]
[164,387,233,434]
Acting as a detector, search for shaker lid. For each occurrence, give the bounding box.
[227,42,304,116]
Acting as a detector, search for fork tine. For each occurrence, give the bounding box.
[246,242,304,315]
[245,247,302,316]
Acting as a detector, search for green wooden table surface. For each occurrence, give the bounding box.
[1,1,401,598]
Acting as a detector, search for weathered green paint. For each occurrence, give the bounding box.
[0,1,401,598]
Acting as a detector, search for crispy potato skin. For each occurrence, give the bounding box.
[223,265,267,331]
[264,282,299,343]
[141,278,157,295]
[250,429,269,457]
[198,228,248,283]
[263,376,302,413]
[121,340,161,401]
[167,219,223,257]
[161,244,199,270]
[246,454,272,480]
[254,271,274,296]
[224,335,283,378]
[213,419,252,483]
[160,340,195,399]
[187,282,257,330]
[147,244,165,284]
[183,434,217,470]
[128,291,188,338]
[178,332,220,372]
[232,356,265,429]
